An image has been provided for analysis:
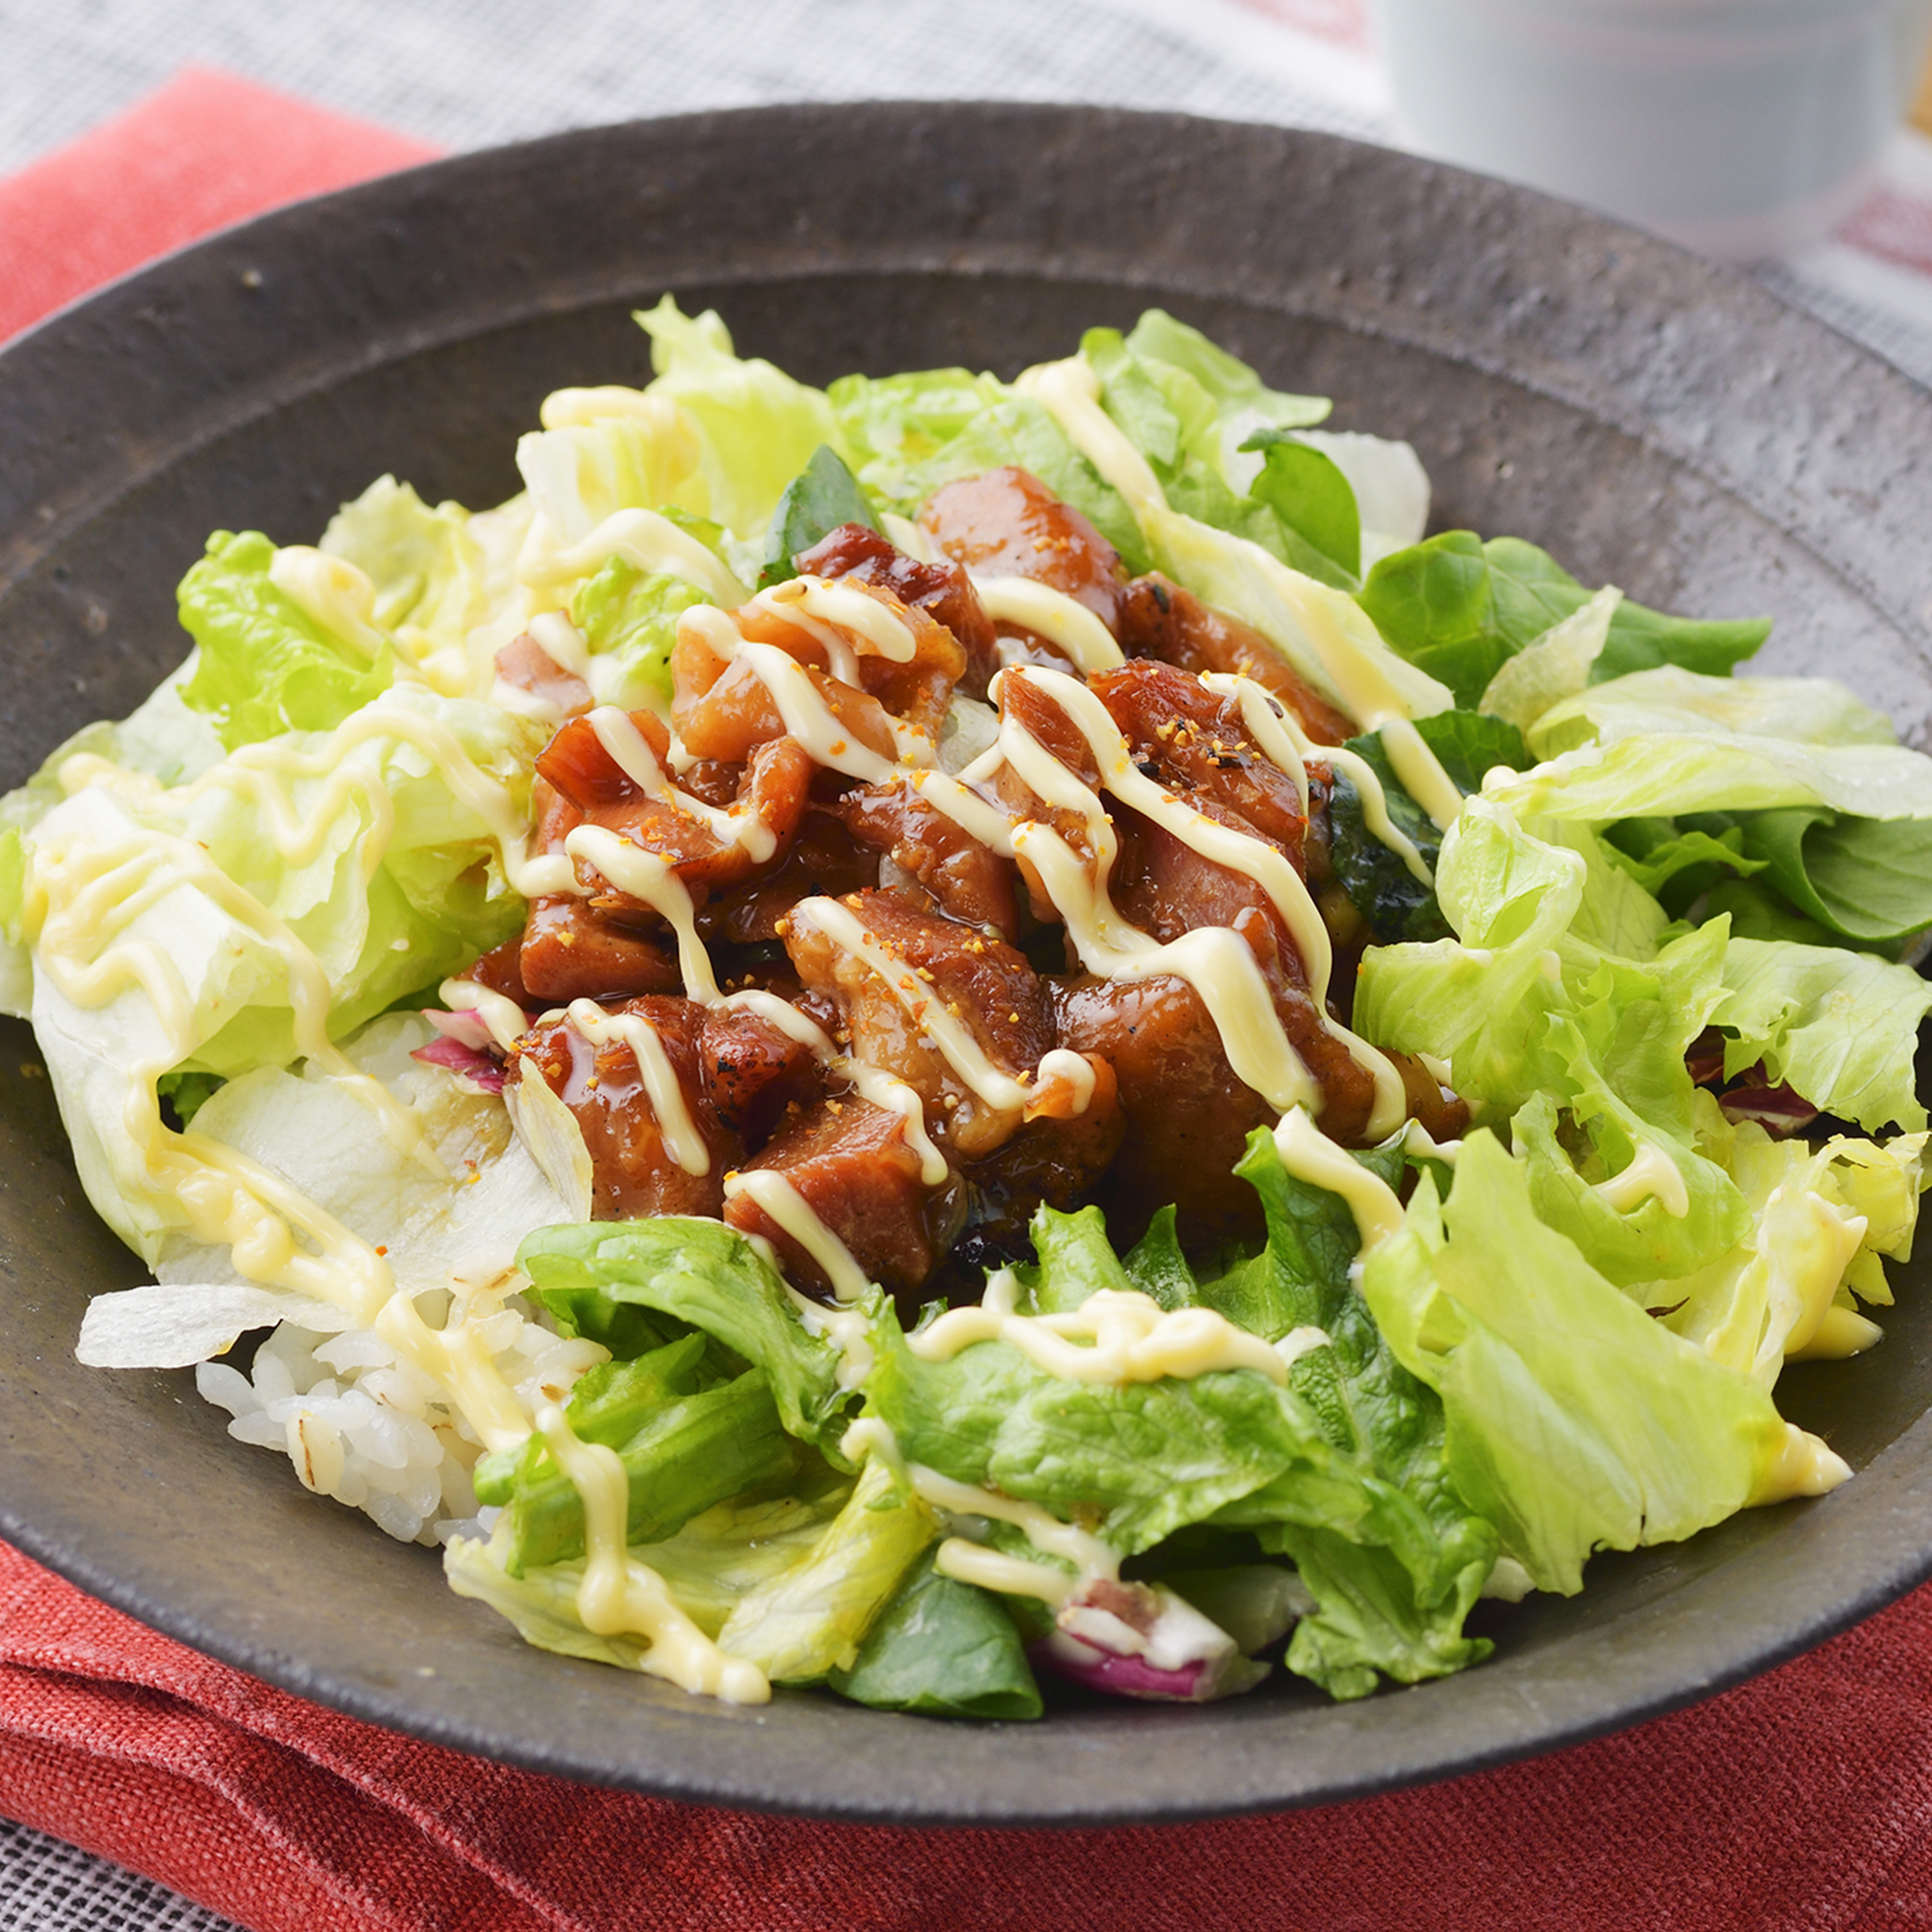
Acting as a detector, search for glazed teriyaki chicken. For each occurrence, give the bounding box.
[464,468,1467,1309]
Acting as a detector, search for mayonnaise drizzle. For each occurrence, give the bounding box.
[521,507,743,605]
[972,576,1126,672]
[1594,1140,1690,1218]
[585,704,779,864]
[1275,1105,1408,1256]
[722,1169,871,1301]
[909,1267,1290,1386]
[535,1403,769,1702]
[563,999,709,1175]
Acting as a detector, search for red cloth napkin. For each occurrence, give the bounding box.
[8,63,1932,1932]
[0,68,436,343]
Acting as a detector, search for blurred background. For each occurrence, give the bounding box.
[4,0,1932,380]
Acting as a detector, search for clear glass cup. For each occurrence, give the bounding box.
[1374,0,1932,259]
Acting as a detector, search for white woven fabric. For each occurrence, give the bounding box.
[0,0,1928,1925]
[0,1819,237,1932]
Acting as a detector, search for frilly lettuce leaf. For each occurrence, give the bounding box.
[516,1216,857,1457]
[177,531,393,749]
[1362,1132,1801,1594]
[1081,318,1347,585]
[318,476,491,672]
[635,296,842,540]
[716,1454,935,1682]
[72,1010,570,1307]
[20,685,538,1271]
[1486,728,1932,826]
[1358,799,1747,1288]
[1715,938,1932,1132]
[1662,1123,1928,1385]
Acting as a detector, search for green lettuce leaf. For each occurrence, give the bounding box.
[635,297,842,540]
[1736,807,1932,945]
[716,1454,935,1682]
[829,1548,1043,1719]
[319,476,489,668]
[497,1368,797,1576]
[1529,665,1898,760]
[569,560,713,710]
[827,367,999,505]
[1662,1124,1928,1386]
[1715,938,1932,1132]
[178,531,393,749]
[1358,532,1768,712]
[1140,502,1455,724]
[517,1217,859,1457]
[869,1179,1494,1698]
[1362,1132,1796,1593]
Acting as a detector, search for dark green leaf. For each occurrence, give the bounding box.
[758,445,878,588]
[1241,431,1361,579]
[1165,463,1357,591]
[1738,807,1932,945]
[156,1070,224,1128]
[1600,816,1762,920]
[1326,712,1529,943]
[1121,1206,1198,1312]
[1357,531,1769,711]
[829,1550,1044,1719]
[1015,1204,1136,1315]
[1410,710,1532,794]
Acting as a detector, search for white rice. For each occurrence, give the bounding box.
[194,1287,604,1546]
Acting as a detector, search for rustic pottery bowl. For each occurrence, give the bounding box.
[2,104,1930,1825]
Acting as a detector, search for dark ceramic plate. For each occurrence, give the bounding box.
[3,104,1932,1828]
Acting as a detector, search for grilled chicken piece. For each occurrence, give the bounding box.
[1053,973,1274,1250]
[698,1000,828,1151]
[782,889,1053,1161]
[697,806,880,945]
[537,709,814,900]
[518,897,682,1003]
[511,997,736,1219]
[1117,574,1355,746]
[837,779,1020,937]
[1093,659,1380,1142]
[920,465,1129,643]
[724,1095,947,1299]
[796,520,1000,695]
[950,1056,1125,1272]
